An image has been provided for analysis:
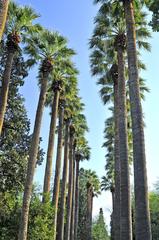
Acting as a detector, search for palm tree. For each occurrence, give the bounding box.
[0,0,9,40]
[85,170,101,240]
[101,176,115,239]
[90,33,122,239]
[122,1,152,239]
[115,32,132,240]
[18,29,70,240]
[91,2,151,239]
[0,2,39,135]
[74,138,90,240]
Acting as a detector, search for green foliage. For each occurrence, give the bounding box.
[7,1,40,39]
[147,0,159,31]
[132,182,159,240]
[149,186,159,240]
[0,44,30,193]
[0,192,22,240]
[0,42,44,194]
[0,189,55,240]
[28,191,55,240]
[77,169,101,240]
[92,208,110,240]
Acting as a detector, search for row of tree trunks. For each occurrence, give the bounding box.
[56,120,70,240]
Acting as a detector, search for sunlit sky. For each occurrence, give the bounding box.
[16,0,159,227]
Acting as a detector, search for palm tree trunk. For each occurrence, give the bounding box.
[65,129,74,240]
[70,147,76,240]
[52,103,64,239]
[0,0,9,41]
[74,158,80,240]
[111,187,115,240]
[18,73,48,240]
[117,46,132,240]
[113,76,121,240]
[86,183,93,240]
[0,51,14,135]
[43,90,60,199]
[56,119,70,240]
[123,1,151,239]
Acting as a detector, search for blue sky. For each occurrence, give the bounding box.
[16,0,159,226]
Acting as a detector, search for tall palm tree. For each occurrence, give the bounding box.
[115,32,132,240]
[0,2,39,135]
[0,0,9,41]
[122,1,152,239]
[123,0,151,240]
[90,33,122,240]
[18,29,70,240]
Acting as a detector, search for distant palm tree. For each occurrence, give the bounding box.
[0,2,39,135]
[74,138,90,240]
[0,0,9,40]
[85,170,101,240]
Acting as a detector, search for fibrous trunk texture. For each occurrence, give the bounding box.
[124,1,151,239]
[113,79,121,240]
[0,51,14,135]
[86,183,93,240]
[18,73,48,240]
[52,104,64,239]
[43,90,60,199]
[74,158,80,240]
[0,0,9,41]
[70,148,76,240]
[117,46,132,240]
[56,120,70,240]
[65,131,74,240]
